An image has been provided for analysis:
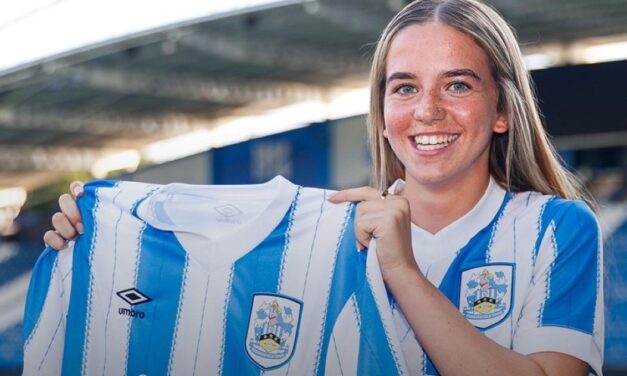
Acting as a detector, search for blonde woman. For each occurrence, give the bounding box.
[45,0,603,374]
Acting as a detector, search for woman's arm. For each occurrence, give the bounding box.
[387,262,587,376]
[329,187,589,376]
[43,181,84,250]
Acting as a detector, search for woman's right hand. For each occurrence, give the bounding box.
[43,181,85,250]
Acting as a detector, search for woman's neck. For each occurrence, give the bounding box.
[402,174,490,235]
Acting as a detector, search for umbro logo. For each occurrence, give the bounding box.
[214,204,243,218]
[116,288,151,319]
[116,288,152,305]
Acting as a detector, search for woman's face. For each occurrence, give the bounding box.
[383,22,508,190]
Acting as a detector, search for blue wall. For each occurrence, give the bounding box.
[213,122,330,187]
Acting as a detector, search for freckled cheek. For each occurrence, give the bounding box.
[383,101,413,134]
[446,100,495,134]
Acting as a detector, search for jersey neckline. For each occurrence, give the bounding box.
[410,176,506,242]
[134,175,299,272]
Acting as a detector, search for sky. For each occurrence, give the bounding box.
[0,0,297,74]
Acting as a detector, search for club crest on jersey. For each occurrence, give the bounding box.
[459,264,514,329]
[246,293,303,370]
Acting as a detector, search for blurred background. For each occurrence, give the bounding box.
[0,0,625,374]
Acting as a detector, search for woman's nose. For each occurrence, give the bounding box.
[413,89,445,124]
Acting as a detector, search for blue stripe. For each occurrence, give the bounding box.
[355,278,401,376]
[23,248,58,343]
[540,200,598,334]
[439,193,511,309]
[315,204,364,376]
[62,180,114,375]
[426,193,511,374]
[126,227,187,375]
[221,198,296,374]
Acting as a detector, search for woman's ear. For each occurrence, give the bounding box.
[383,128,389,138]
[493,113,509,134]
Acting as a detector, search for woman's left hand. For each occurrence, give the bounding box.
[328,187,419,283]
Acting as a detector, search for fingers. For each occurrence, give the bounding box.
[353,197,411,250]
[58,193,83,235]
[42,181,85,251]
[43,230,68,251]
[327,186,383,203]
[51,212,78,240]
[354,214,377,250]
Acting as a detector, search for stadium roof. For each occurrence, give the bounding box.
[1,0,626,192]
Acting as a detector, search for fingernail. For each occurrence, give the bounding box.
[327,192,336,201]
[77,222,84,234]
[71,183,83,197]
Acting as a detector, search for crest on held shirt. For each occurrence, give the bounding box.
[459,264,514,329]
[246,293,303,370]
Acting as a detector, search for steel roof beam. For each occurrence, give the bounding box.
[178,32,368,74]
[305,2,385,34]
[64,66,324,104]
[0,107,194,137]
[0,145,112,171]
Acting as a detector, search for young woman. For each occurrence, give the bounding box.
[44,0,603,374]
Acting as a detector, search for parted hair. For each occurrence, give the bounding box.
[368,0,593,206]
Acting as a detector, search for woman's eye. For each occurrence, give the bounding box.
[396,85,416,94]
[449,82,470,92]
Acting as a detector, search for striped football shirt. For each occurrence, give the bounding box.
[23,176,407,376]
[388,178,604,376]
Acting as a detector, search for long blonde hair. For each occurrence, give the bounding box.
[369,0,593,205]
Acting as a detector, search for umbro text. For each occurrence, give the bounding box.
[118,307,146,319]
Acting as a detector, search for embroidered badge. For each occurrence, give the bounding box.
[459,264,514,329]
[246,293,303,370]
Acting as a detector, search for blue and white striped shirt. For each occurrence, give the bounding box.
[23,176,407,375]
[389,178,604,376]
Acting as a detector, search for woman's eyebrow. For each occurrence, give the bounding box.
[386,69,481,85]
[386,72,416,84]
[442,69,481,81]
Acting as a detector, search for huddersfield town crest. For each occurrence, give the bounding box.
[246,293,303,370]
[459,264,514,329]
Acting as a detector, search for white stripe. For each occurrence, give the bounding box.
[276,188,322,299]
[196,266,233,375]
[324,295,361,375]
[281,193,349,375]
[508,194,547,347]
[513,221,556,345]
[83,185,146,376]
[269,189,331,376]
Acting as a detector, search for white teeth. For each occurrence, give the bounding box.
[413,134,459,150]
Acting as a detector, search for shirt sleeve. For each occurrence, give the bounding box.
[23,244,74,375]
[513,200,604,375]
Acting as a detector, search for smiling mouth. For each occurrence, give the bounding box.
[412,134,460,151]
